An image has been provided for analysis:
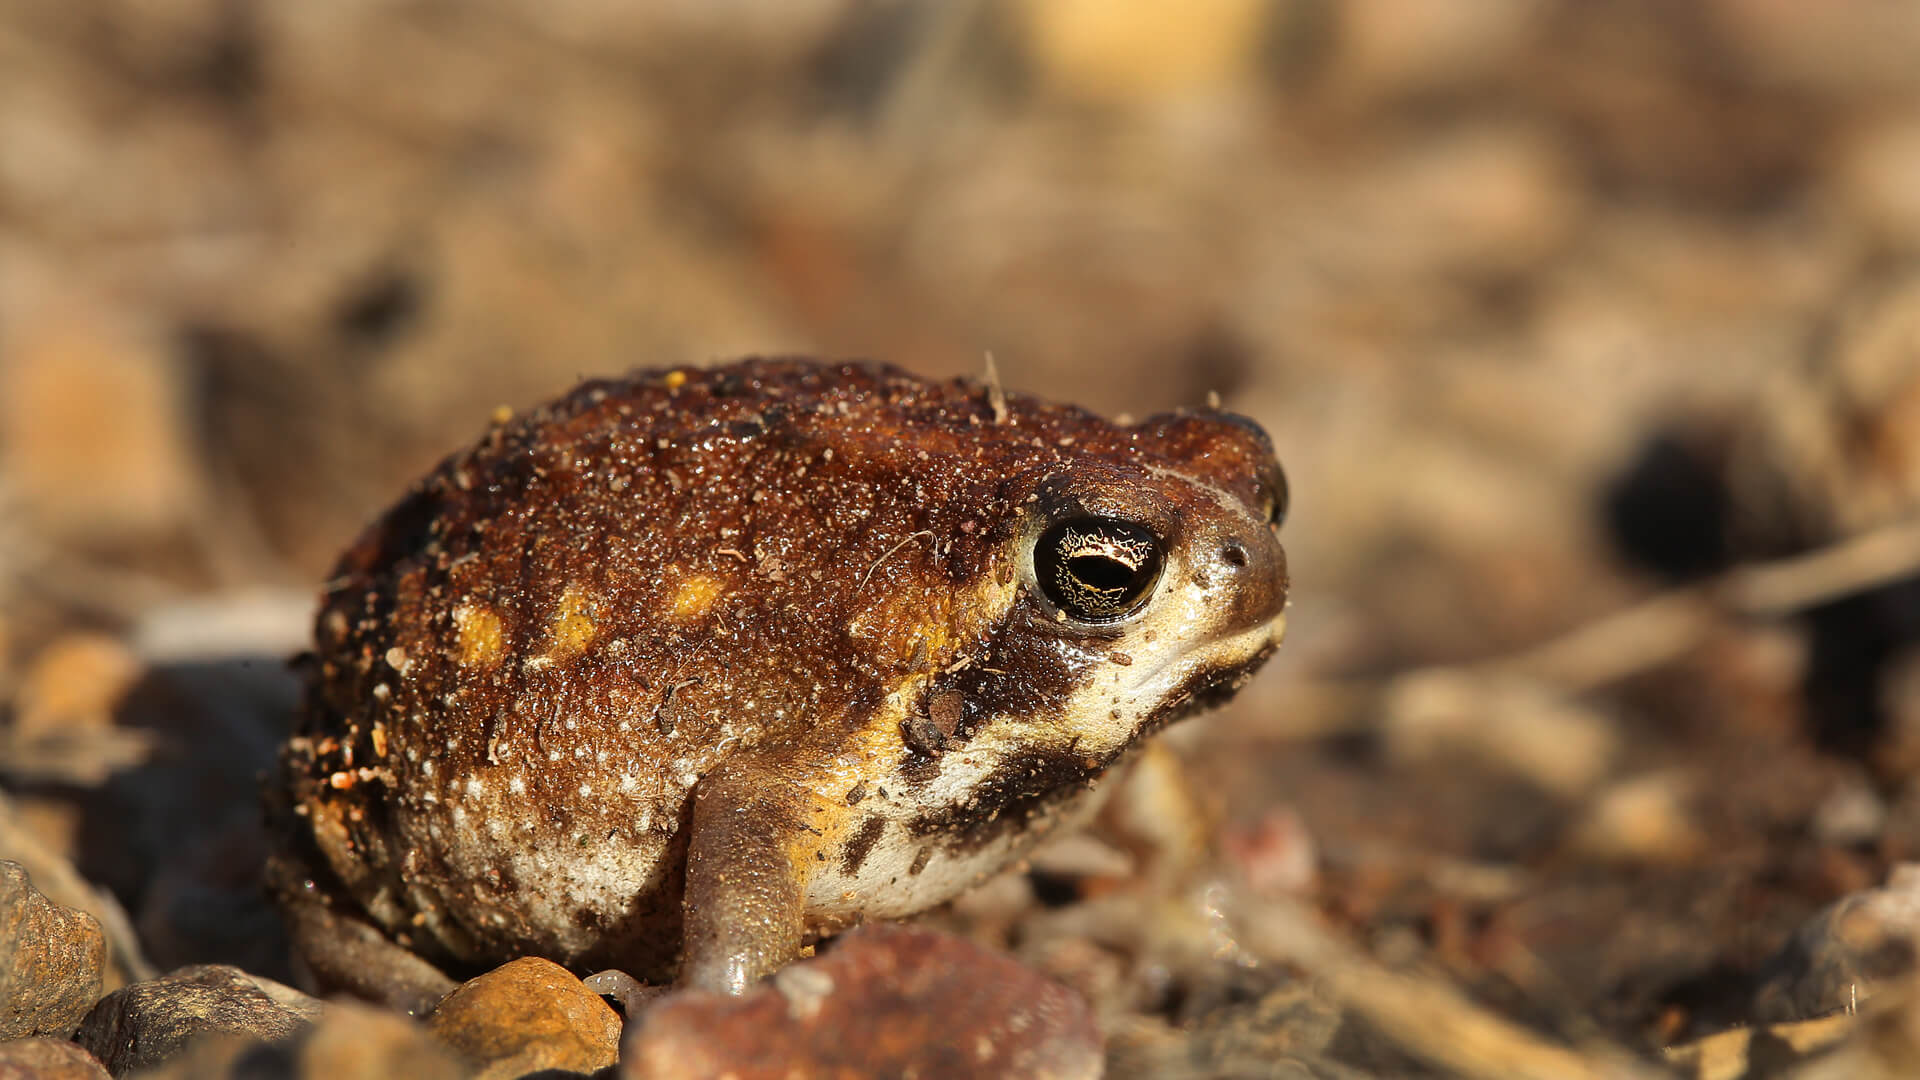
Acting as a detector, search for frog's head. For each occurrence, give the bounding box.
[933,406,1288,764]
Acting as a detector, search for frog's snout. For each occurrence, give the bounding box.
[1202,516,1288,635]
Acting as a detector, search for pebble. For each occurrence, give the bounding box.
[72,964,320,1076]
[0,302,199,541]
[11,634,143,740]
[1221,806,1320,897]
[625,923,1102,1079]
[0,1038,111,1080]
[1323,0,1545,102]
[1383,669,1618,798]
[1107,982,1348,1078]
[1709,0,1920,94]
[0,860,106,1040]
[1007,0,1269,102]
[1812,782,1889,848]
[1751,862,1920,1022]
[1837,115,1920,252]
[1566,772,1708,864]
[298,1001,465,1080]
[132,1000,464,1080]
[424,956,622,1080]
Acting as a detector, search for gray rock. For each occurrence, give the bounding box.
[0,860,107,1040]
[1753,862,1920,1022]
[71,964,318,1075]
[0,1038,111,1080]
[1106,983,1367,1079]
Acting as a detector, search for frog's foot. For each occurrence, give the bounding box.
[276,873,459,1016]
[1098,740,1215,884]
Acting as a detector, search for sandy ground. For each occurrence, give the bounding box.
[8,2,1920,1075]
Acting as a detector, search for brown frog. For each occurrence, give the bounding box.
[271,357,1288,1011]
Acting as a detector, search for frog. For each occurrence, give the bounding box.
[269,356,1289,1013]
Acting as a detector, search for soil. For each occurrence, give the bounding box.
[6,2,1920,1075]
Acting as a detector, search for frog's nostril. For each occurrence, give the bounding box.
[1222,542,1249,569]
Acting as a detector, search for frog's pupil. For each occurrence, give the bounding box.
[1068,555,1137,593]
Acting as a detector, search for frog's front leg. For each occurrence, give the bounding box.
[678,755,815,994]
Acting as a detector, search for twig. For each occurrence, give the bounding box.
[1496,590,1716,692]
[1722,515,1920,617]
[1231,895,1664,1080]
[983,351,1009,425]
[1501,515,1920,692]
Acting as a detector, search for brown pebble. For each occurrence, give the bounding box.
[0,860,106,1041]
[426,956,622,1080]
[0,1037,110,1080]
[624,923,1101,1079]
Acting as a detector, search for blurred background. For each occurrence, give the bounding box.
[7,0,1920,1072]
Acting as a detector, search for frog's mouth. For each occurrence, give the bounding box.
[1058,608,1285,761]
[1135,611,1286,737]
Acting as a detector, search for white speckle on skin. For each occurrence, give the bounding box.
[509,776,526,795]
[422,760,435,778]
[548,750,561,762]
[579,783,592,798]
[464,776,484,798]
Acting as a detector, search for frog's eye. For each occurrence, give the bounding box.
[1265,463,1289,529]
[1035,518,1164,622]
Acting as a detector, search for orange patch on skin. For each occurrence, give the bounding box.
[669,574,726,623]
[662,370,688,390]
[846,566,1015,674]
[788,711,913,883]
[847,586,951,667]
[453,604,507,669]
[547,583,599,660]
